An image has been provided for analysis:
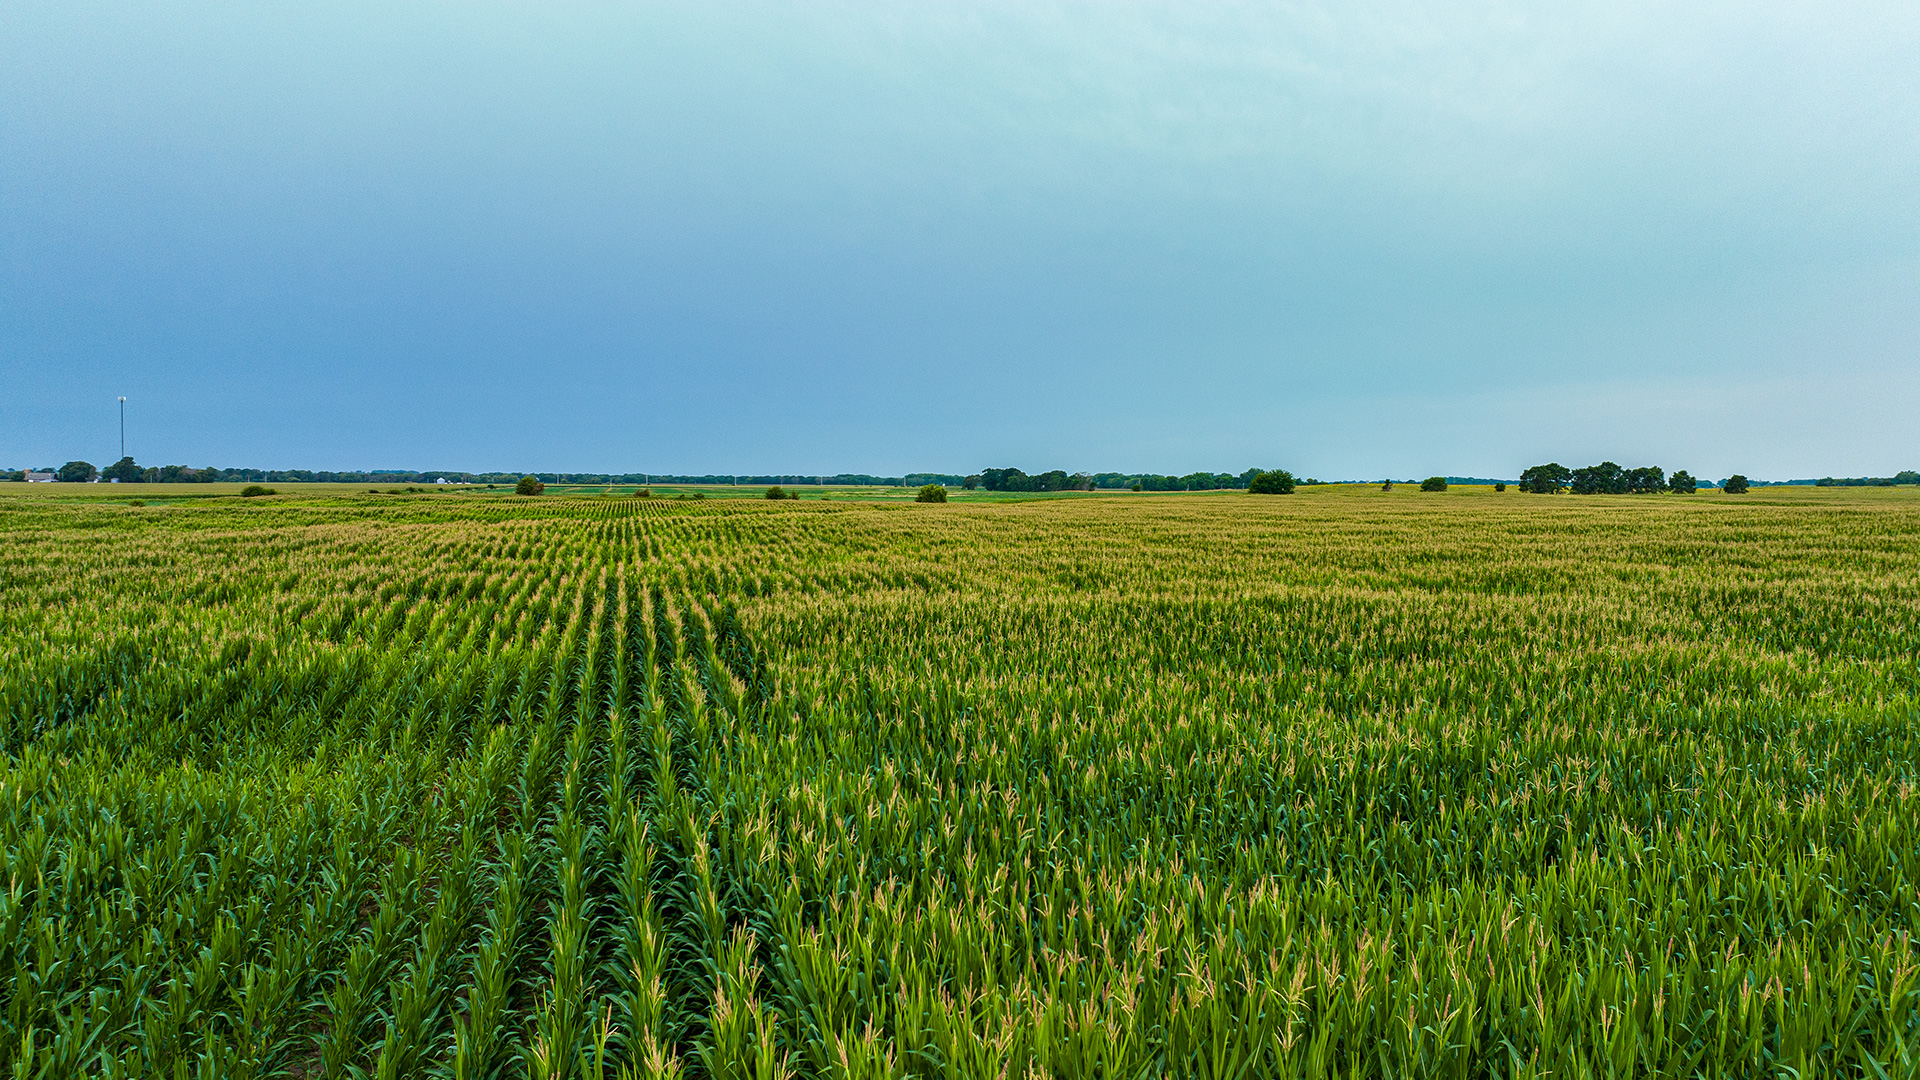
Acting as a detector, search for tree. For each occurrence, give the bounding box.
[1247,469,1296,495]
[102,457,143,483]
[916,484,947,503]
[1494,482,1506,492]
[1180,472,1235,491]
[1421,476,1447,492]
[764,485,787,500]
[1519,463,1570,494]
[1626,466,1665,494]
[962,475,979,490]
[1668,470,1696,494]
[979,468,1027,491]
[515,475,545,495]
[978,467,1098,492]
[1723,474,1749,494]
[57,461,98,483]
[1570,461,1626,495]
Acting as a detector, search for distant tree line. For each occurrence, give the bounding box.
[967,467,1322,492]
[1519,462,1705,494]
[972,469,1095,491]
[1,460,1348,491]
[51,458,1897,496]
[0,461,113,482]
[1815,472,1920,487]
[0,459,525,485]
[0,461,955,487]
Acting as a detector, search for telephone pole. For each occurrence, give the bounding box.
[118,397,126,460]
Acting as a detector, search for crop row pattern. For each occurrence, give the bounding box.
[0,491,1916,1076]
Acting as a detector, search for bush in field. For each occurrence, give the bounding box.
[1422,477,1448,492]
[1247,469,1296,495]
[1724,474,1750,494]
[765,486,787,500]
[1494,482,1507,492]
[916,484,948,503]
[516,475,545,496]
[239,485,275,497]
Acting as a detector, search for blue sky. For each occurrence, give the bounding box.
[4,1,1916,479]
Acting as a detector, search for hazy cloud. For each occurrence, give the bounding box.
[4,1,1916,476]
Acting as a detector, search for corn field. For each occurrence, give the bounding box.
[2,487,1917,1077]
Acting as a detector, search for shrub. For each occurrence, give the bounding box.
[1130,482,1143,492]
[1382,480,1394,491]
[240,485,275,497]
[917,484,948,503]
[1723,475,1749,494]
[1494,482,1506,492]
[1421,477,1448,492]
[1247,470,1296,495]
[516,476,545,496]
[765,486,787,500]
[127,500,146,507]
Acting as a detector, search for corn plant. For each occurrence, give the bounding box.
[1,485,1917,1076]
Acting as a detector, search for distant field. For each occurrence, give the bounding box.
[0,481,1124,503]
[2,479,1843,504]
[2,486,1916,1076]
